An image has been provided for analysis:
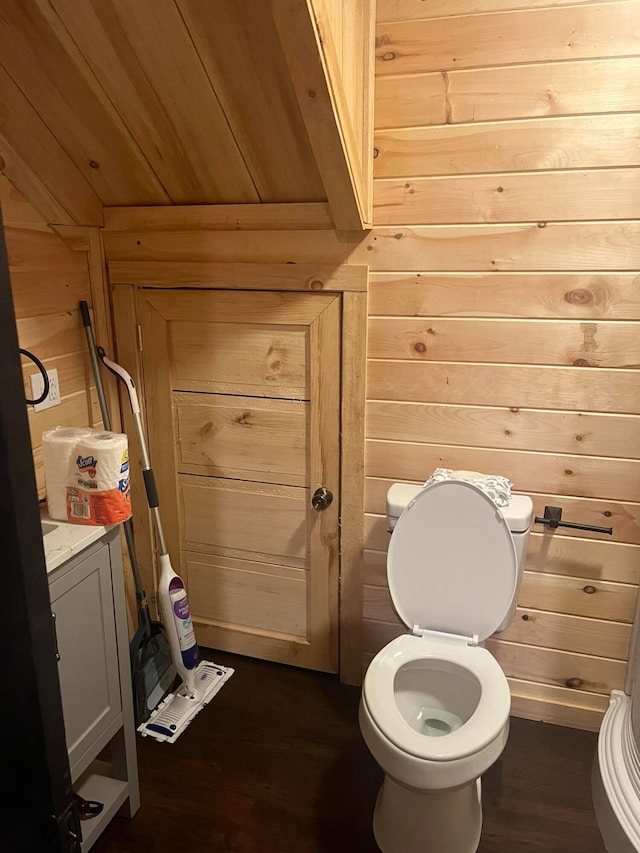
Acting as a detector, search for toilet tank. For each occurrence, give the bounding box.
[502,494,535,575]
[386,482,534,632]
[496,493,534,631]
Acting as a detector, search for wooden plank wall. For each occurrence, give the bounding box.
[369,0,640,729]
[102,215,640,726]
[1,175,102,495]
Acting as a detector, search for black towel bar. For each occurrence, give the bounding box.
[534,505,613,536]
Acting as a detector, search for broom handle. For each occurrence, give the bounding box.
[79,301,152,635]
[97,349,169,558]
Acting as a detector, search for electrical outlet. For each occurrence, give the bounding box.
[30,368,61,412]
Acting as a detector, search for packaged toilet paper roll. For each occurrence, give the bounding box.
[43,427,131,525]
[42,427,93,520]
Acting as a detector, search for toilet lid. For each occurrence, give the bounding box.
[387,480,518,642]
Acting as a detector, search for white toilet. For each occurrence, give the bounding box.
[359,479,534,853]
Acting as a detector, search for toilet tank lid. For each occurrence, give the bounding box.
[501,494,534,533]
[387,483,422,520]
[387,483,533,534]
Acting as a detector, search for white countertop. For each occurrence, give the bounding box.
[41,511,112,573]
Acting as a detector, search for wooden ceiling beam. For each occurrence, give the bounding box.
[310,0,376,226]
[103,202,335,232]
[0,137,73,228]
[272,0,366,231]
[107,260,367,291]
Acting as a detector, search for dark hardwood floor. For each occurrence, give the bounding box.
[94,651,606,852]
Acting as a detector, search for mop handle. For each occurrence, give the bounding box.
[79,301,111,429]
[97,348,168,557]
[98,348,141,415]
[79,302,152,634]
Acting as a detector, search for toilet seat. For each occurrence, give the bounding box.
[363,634,510,762]
[388,480,518,642]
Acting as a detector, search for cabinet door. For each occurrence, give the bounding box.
[49,545,121,778]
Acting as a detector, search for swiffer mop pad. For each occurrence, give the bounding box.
[138,661,234,744]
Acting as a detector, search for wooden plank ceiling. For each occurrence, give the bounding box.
[0,0,330,225]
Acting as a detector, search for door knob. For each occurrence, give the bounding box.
[311,487,333,511]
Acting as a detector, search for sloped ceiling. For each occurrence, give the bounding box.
[0,0,329,226]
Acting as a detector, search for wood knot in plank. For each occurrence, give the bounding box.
[565,288,593,305]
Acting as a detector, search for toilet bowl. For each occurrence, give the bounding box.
[359,479,533,853]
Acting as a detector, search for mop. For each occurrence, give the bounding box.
[79,301,175,725]
[98,348,234,743]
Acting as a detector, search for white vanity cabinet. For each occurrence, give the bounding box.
[47,526,139,851]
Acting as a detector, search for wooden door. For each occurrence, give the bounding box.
[138,289,341,672]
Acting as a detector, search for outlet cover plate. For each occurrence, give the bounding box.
[30,368,61,412]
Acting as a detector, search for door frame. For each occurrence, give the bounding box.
[109,261,367,685]
[0,202,79,847]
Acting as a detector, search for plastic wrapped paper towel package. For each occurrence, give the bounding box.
[43,427,131,525]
